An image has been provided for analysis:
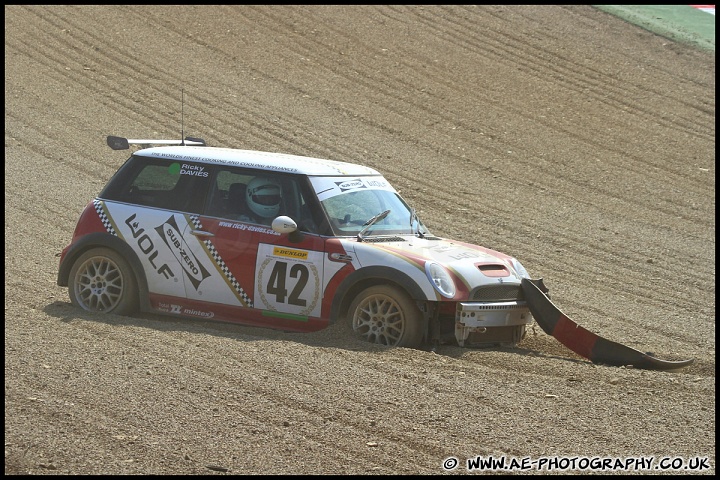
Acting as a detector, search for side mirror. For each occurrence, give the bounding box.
[271,216,298,234]
[271,216,305,243]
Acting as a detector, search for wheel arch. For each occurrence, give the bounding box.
[330,266,430,325]
[57,233,151,311]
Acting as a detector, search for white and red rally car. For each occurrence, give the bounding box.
[57,135,539,349]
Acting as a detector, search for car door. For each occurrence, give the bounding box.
[181,168,329,326]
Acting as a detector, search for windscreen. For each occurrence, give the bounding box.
[309,176,429,237]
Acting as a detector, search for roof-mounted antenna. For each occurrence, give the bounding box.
[106,89,206,150]
[106,88,206,150]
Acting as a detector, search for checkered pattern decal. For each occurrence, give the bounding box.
[93,199,117,236]
[189,215,253,307]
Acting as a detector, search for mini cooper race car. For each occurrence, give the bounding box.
[57,135,539,349]
[57,135,693,369]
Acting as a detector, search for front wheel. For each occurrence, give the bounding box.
[68,247,139,315]
[347,285,425,348]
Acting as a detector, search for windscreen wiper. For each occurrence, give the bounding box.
[357,209,391,242]
[410,207,425,239]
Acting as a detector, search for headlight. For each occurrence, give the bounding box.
[509,258,530,279]
[425,262,456,298]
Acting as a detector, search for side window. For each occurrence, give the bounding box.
[132,163,179,192]
[206,170,255,220]
[100,155,210,214]
[203,169,321,233]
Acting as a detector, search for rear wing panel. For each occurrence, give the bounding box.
[107,135,206,150]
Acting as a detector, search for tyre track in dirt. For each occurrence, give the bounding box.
[350,6,709,213]
[222,4,716,270]
[5,5,715,475]
[470,7,712,138]
[7,5,716,362]
[31,5,380,165]
[6,313,505,472]
[66,313,622,468]
[7,6,267,149]
[12,4,716,214]
[11,307,712,472]
[76,0,712,251]
[373,3,714,170]
[374,21,715,215]
[224,1,716,290]
[105,4,398,159]
[6,7,207,140]
[153,5,445,163]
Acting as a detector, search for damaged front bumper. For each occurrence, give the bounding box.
[520,277,694,370]
[454,300,533,347]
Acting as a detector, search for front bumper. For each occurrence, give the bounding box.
[455,301,533,347]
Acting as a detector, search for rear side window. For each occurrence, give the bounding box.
[100,155,211,214]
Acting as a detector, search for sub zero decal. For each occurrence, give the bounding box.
[124,213,175,280]
[310,176,398,201]
[93,199,117,236]
[255,244,321,317]
[156,215,211,290]
[335,178,367,192]
[188,215,253,307]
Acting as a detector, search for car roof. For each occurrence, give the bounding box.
[134,146,382,176]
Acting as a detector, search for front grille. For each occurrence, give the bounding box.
[470,284,523,301]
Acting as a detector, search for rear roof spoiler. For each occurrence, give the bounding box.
[107,135,206,150]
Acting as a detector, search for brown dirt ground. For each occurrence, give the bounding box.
[4,5,715,475]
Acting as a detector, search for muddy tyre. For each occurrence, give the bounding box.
[348,285,424,348]
[68,247,139,315]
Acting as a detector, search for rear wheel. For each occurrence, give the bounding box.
[348,285,424,348]
[68,247,139,315]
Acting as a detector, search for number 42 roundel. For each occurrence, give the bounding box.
[254,244,323,318]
